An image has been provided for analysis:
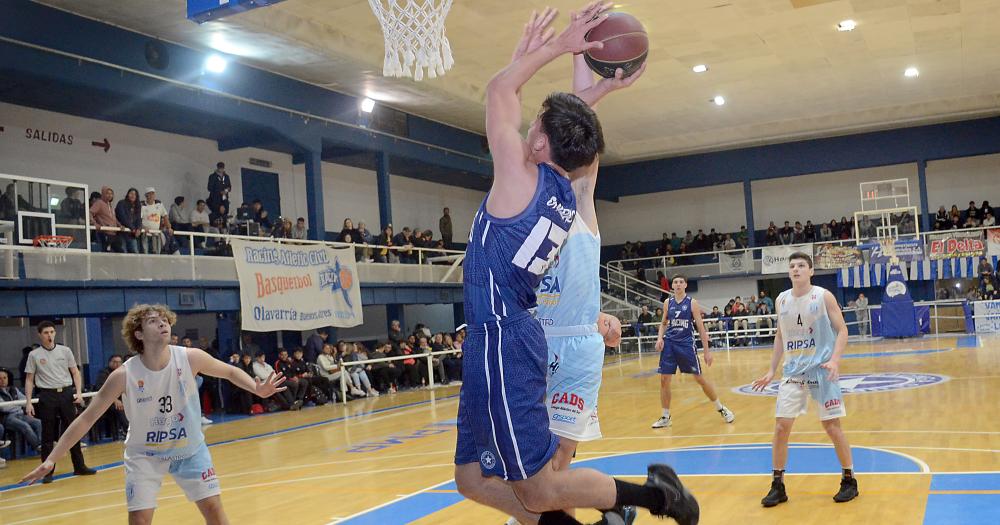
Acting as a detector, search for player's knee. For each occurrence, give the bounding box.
[775,419,794,435]
[454,466,485,501]
[514,480,558,513]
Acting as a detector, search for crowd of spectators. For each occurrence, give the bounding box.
[632,290,777,347]
[933,201,995,230]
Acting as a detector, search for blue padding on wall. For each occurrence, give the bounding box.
[0,291,28,316]
[123,289,167,309]
[78,290,126,315]
[26,290,78,316]
[204,290,241,311]
[166,289,206,311]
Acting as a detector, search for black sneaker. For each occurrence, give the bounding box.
[73,467,97,476]
[761,480,788,507]
[601,506,637,525]
[42,473,54,484]
[645,464,699,525]
[833,477,859,503]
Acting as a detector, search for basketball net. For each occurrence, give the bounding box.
[877,236,899,266]
[367,0,455,81]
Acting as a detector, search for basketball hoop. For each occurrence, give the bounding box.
[367,0,455,81]
[877,235,899,266]
[33,235,74,249]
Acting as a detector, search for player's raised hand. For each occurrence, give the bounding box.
[751,371,774,391]
[820,359,840,382]
[599,62,647,91]
[20,460,55,485]
[511,7,558,62]
[554,1,611,54]
[255,372,287,398]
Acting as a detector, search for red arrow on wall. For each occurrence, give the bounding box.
[91,138,110,153]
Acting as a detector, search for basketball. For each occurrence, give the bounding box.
[584,12,648,78]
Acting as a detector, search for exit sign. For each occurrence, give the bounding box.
[187,0,287,24]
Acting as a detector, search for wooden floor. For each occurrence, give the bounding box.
[2,334,1000,524]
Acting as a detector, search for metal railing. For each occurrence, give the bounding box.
[333,349,461,404]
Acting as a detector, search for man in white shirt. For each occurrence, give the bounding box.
[140,187,172,254]
[190,199,219,248]
[983,211,996,227]
[252,353,299,410]
[291,217,308,240]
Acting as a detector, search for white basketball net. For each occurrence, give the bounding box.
[368,0,455,81]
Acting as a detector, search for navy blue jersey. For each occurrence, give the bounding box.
[665,295,695,343]
[464,164,577,325]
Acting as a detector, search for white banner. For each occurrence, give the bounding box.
[974,300,1000,333]
[230,240,363,331]
[718,250,753,274]
[761,244,814,274]
[988,228,1000,257]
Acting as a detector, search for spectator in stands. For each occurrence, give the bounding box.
[838,216,851,238]
[253,352,299,410]
[190,200,218,248]
[669,232,681,253]
[374,225,396,263]
[292,217,308,240]
[398,341,423,388]
[818,221,833,241]
[759,290,774,312]
[934,206,949,230]
[337,218,360,243]
[980,263,999,300]
[693,231,708,252]
[950,205,961,222]
[683,230,694,247]
[94,355,128,440]
[345,343,379,396]
[113,188,142,254]
[731,298,750,346]
[983,211,996,227]
[270,217,290,239]
[856,293,870,336]
[747,294,758,314]
[979,257,994,276]
[91,186,125,253]
[704,306,722,345]
[211,203,232,234]
[442,334,462,382]
[778,221,792,244]
[393,227,415,263]
[0,368,42,452]
[274,349,308,405]
[241,332,261,357]
[228,353,256,414]
[737,226,749,248]
[439,207,453,248]
[315,343,353,400]
[803,220,816,242]
[290,348,327,403]
[637,305,654,335]
[169,196,192,232]
[765,226,778,246]
[966,201,980,224]
[388,319,403,344]
[981,200,993,220]
[304,330,328,364]
[59,188,86,225]
[792,221,805,243]
[251,200,271,231]
[140,187,171,254]
[722,234,736,251]
[963,213,979,229]
[365,342,397,393]
[755,300,773,341]
[206,162,231,216]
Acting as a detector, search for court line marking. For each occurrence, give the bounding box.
[327,478,456,524]
[0,393,459,494]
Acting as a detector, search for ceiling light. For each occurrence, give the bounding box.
[713,95,726,106]
[837,19,857,32]
[904,67,919,78]
[692,64,708,73]
[361,98,376,113]
[205,54,228,73]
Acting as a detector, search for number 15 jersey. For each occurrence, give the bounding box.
[464,164,577,325]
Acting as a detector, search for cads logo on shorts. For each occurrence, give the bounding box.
[734,372,948,396]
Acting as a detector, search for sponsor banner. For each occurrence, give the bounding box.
[973,300,1000,333]
[230,239,363,331]
[861,238,924,263]
[814,244,862,269]
[718,250,753,274]
[928,231,985,260]
[761,244,813,274]
[988,228,1000,257]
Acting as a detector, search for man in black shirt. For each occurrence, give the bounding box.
[274,349,307,402]
[94,355,128,440]
[207,162,232,217]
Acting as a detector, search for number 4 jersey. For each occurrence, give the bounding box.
[464,163,576,325]
[776,285,836,377]
[122,345,205,460]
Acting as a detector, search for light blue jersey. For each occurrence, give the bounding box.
[535,217,600,331]
[777,285,836,377]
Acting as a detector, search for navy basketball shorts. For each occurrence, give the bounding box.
[658,339,703,375]
[455,312,559,481]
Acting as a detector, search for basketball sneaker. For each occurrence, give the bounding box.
[761,480,788,507]
[602,505,637,525]
[833,477,859,503]
[645,464,699,525]
[718,406,735,423]
[651,416,672,429]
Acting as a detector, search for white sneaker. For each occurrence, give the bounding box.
[367,389,380,397]
[0,439,11,449]
[201,416,213,425]
[0,457,7,469]
[350,387,366,397]
[505,518,521,525]
[719,406,735,423]
[651,416,672,429]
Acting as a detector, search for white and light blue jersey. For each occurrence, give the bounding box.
[535,217,600,334]
[777,285,836,376]
[122,346,204,460]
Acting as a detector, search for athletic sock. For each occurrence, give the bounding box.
[539,511,584,525]
[662,408,670,418]
[713,399,724,410]
[843,466,854,479]
[614,478,667,511]
[773,469,785,482]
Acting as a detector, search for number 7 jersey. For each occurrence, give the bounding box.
[464,163,577,325]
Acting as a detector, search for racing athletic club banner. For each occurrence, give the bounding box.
[814,243,863,269]
[230,239,363,331]
[927,231,985,260]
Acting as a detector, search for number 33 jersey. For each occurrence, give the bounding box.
[122,345,205,460]
[464,163,576,325]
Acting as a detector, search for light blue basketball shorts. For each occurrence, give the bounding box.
[545,332,605,441]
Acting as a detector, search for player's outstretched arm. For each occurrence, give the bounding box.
[820,291,849,381]
[572,54,646,108]
[187,348,286,398]
[690,299,713,366]
[486,3,608,188]
[20,367,126,485]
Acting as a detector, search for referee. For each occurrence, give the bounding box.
[24,321,95,483]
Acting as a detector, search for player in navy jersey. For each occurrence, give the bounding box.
[652,275,734,429]
[454,4,698,525]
